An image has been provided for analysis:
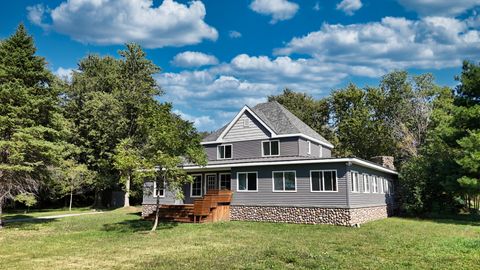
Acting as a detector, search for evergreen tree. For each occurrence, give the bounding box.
[0,24,66,227]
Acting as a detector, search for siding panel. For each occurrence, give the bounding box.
[223,111,271,141]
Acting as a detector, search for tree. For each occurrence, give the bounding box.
[113,138,142,207]
[138,103,206,231]
[14,193,37,213]
[52,159,95,211]
[0,24,65,228]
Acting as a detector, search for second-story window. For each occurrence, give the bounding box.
[262,140,279,156]
[218,144,232,159]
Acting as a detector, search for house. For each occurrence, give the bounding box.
[142,101,397,226]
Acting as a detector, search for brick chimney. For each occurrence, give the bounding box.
[370,156,395,170]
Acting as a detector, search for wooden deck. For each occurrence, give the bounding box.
[144,189,233,223]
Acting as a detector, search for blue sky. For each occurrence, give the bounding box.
[1,0,479,131]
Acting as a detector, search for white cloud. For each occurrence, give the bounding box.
[336,0,363,16]
[275,16,480,70]
[229,30,242,38]
[249,0,299,24]
[313,2,320,11]
[171,51,219,68]
[173,110,215,130]
[27,0,218,48]
[54,67,74,82]
[397,0,480,17]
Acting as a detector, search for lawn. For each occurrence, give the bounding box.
[0,208,479,270]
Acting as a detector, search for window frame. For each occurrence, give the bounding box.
[153,180,166,198]
[205,173,217,193]
[217,144,233,160]
[243,118,250,127]
[372,176,378,193]
[261,140,280,157]
[219,172,231,190]
[307,141,311,155]
[272,170,297,192]
[363,174,370,193]
[379,177,385,194]
[350,171,360,193]
[236,172,258,192]
[309,170,338,192]
[190,174,203,198]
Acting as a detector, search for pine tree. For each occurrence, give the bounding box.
[0,24,65,228]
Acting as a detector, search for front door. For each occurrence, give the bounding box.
[206,174,217,192]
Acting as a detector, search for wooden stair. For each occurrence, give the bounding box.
[144,204,195,223]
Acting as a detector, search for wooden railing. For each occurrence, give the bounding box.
[193,189,233,223]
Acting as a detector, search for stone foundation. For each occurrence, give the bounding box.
[230,205,389,226]
[142,204,156,217]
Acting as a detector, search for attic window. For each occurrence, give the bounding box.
[218,144,232,159]
[262,140,279,156]
[243,118,250,127]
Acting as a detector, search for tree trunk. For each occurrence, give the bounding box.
[124,173,131,208]
[69,189,73,211]
[0,201,3,229]
[151,174,162,232]
[93,189,103,209]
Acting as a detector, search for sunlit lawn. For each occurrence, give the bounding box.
[3,207,96,220]
[0,207,479,269]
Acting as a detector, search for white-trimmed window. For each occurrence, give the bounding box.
[350,171,360,193]
[217,144,232,159]
[372,176,378,193]
[153,180,165,197]
[379,177,385,194]
[190,174,202,197]
[273,171,296,192]
[220,173,231,190]
[237,172,258,192]
[307,141,311,154]
[363,174,370,193]
[383,178,389,194]
[262,140,279,156]
[310,170,337,192]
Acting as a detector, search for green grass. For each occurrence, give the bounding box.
[0,208,479,270]
[3,207,95,220]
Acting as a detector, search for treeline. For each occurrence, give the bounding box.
[0,25,206,226]
[270,65,480,215]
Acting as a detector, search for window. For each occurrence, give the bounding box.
[243,118,250,127]
[372,176,378,193]
[237,172,257,192]
[217,144,232,159]
[383,178,389,194]
[153,180,165,197]
[190,174,202,197]
[307,141,311,154]
[379,177,385,194]
[206,174,217,191]
[350,171,360,193]
[220,173,231,190]
[273,171,296,192]
[310,170,337,192]
[363,174,370,193]
[262,140,279,156]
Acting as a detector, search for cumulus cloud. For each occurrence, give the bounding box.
[397,0,480,17]
[275,16,480,70]
[27,0,218,48]
[249,0,299,24]
[54,67,74,82]
[173,109,215,130]
[229,30,242,38]
[336,0,363,16]
[171,51,219,68]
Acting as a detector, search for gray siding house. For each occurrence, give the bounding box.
[142,101,397,226]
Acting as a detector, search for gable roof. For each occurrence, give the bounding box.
[202,101,333,148]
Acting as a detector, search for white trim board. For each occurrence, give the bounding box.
[182,158,398,175]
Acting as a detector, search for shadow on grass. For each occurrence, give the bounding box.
[2,217,58,229]
[102,218,178,233]
[411,213,480,227]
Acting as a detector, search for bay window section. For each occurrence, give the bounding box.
[273,171,296,192]
[351,171,360,193]
[237,172,257,192]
